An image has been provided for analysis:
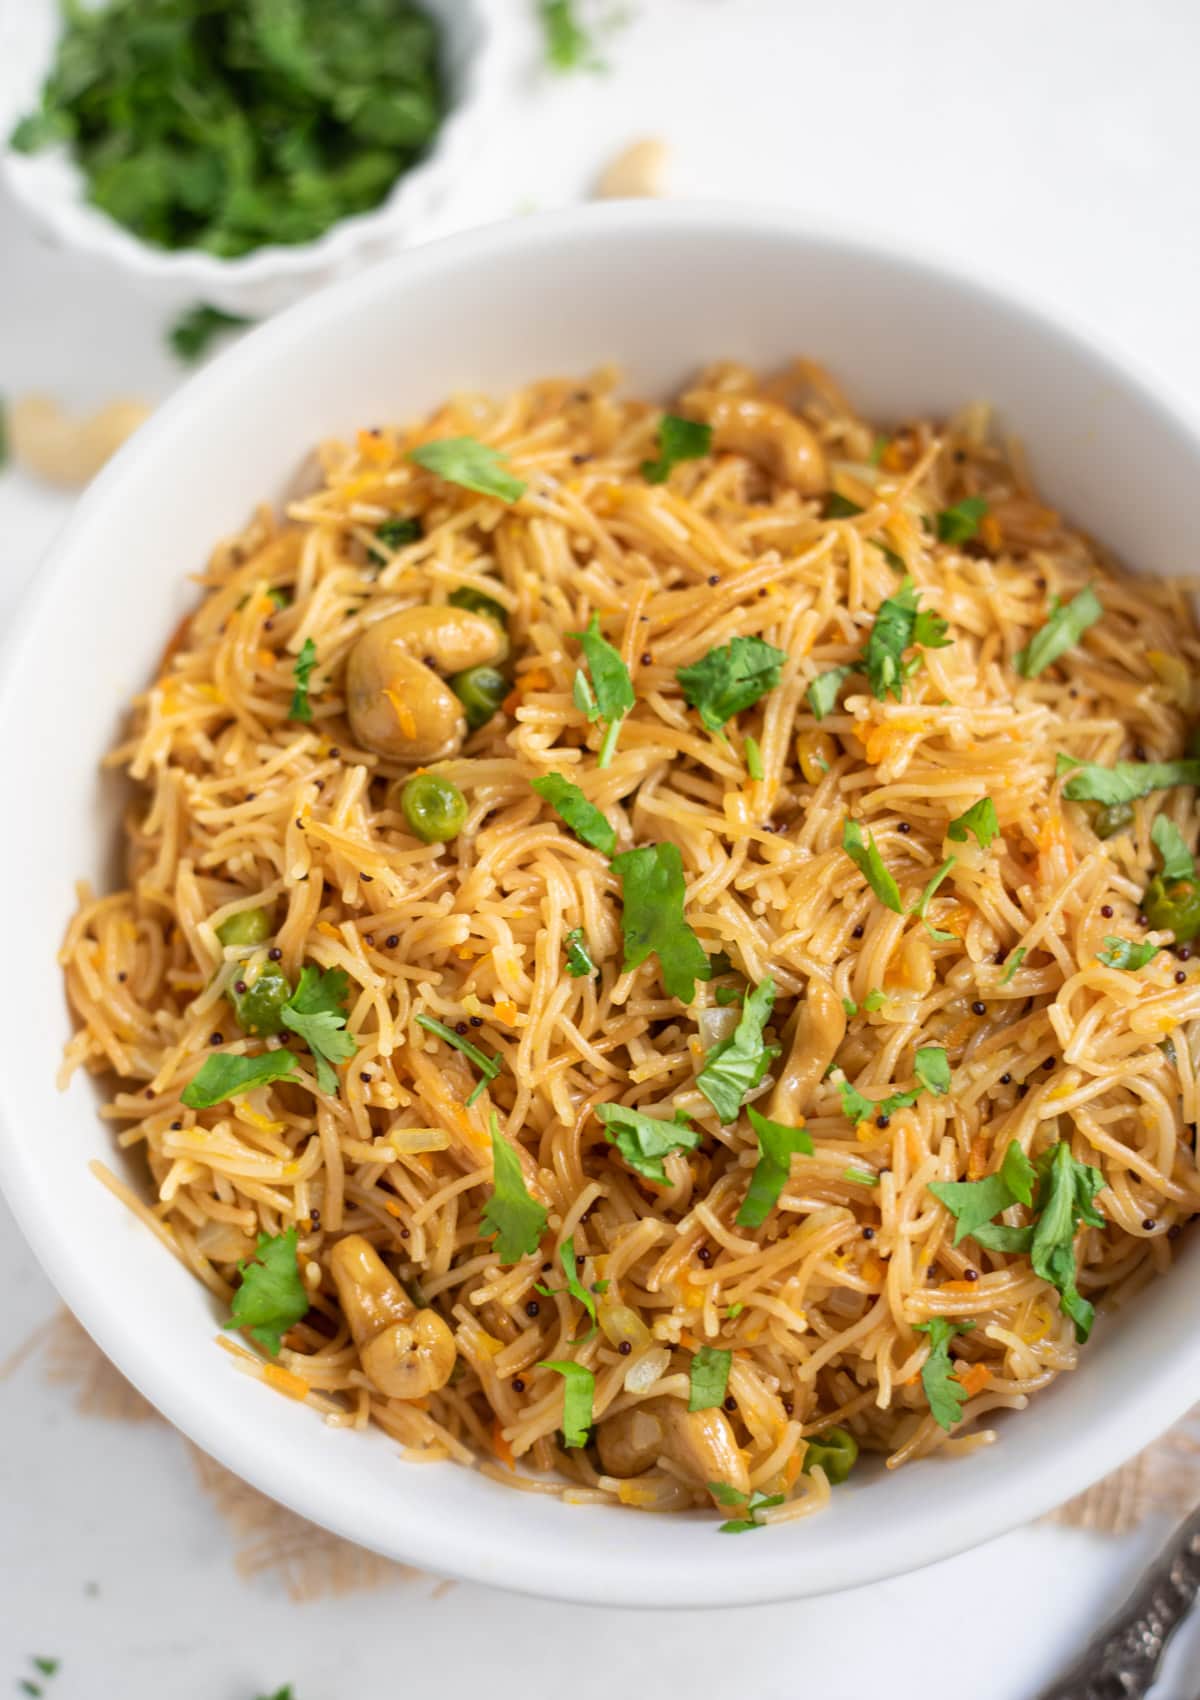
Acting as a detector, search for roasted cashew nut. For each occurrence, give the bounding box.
[329,1233,456,1399]
[346,605,505,762]
[769,976,846,1123]
[684,389,828,493]
[597,1394,750,1502]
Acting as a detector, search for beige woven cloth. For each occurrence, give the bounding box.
[4,1309,1196,1597]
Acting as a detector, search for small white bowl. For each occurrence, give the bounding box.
[0,0,506,315]
[4,203,1200,1607]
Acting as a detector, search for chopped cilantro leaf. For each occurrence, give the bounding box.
[481,1113,548,1264]
[611,841,710,1003]
[914,1318,975,1429]
[736,1106,813,1227]
[595,1103,701,1183]
[537,0,604,71]
[825,492,865,519]
[280,965,357,1095]
[569,614,635,767]
[1015,586,1103,677]
[181,1050,298,1109]
[642,414,712,484]
[836,1072,922,1126]
[31,1663,59,1680]
[688,1345,731,1411]
[709,1482,784,1533]
[1057,755,1200,806]
[538,1359,594,1446]
[409,437,526,503]
[947,797,999,850]
[914,1044,951,1096]
[676,635,786,735]
[744,734,764,780]
[1097,936,1160,971]
[935,497,988,544]
[370,516,423,562]
[841,819,903,914]
[843,1167,880,1187]
[1001,946,1027,983]
[862,577,951,701]
[1152,814,1195,882]
[415,1012,502,1108]
[169,304,251,363]
[227,1227,309,1355]
[564,927,596,977]
[536,1234,599,1334]
[532,772,616,854]
[807,665,853,720]
[696,978,778,1123]
[913,856,956,935]
[289,637,317,723]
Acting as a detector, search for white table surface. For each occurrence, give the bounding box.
[4,1,1200,1693]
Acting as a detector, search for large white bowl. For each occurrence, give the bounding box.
[4,203,1200,1608]
[0,0,506,314]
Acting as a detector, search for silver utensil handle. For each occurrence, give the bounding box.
[1038,1504,1200,1699]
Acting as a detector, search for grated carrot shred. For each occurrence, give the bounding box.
[263,1363,310,1401]
[955,1362,992,1398]
[967,1134,990,1181]
[492,1419,517,1471]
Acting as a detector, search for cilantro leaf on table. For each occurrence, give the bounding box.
[415,1012,502,1108]
[409,437,526,503]
[531,773,616,854]
[1015,586,1103,677]
[841,819,903,914]
[226,1227,309,1355]
[948,796,999,850]
[564,927,597,977]
[1152,814,1195,882]
[595,1103,701,1183]
[611,841,710,1003]
[862,577,950,701]
[1097,936,1160,971]
[736,1106,813,1228]
[569,614,635,768]
[641,415,712,484]
[1057,754,1200,806]
[935,497,988,544]
[481,1113,548,1264]
[289,637,317,722]
[676,636,787,735]
[537,0,605,71]
[688,1345,732,1411]
[538,1359,594,1447]
[280,965,357,1094]
[181,1050,299,1109]
[696,977,778,1123]
[914,1318,976,1430]
[168,304,252,363]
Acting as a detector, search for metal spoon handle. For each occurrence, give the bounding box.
[1038,1504,1200,1699]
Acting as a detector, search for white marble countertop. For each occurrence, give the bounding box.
[4,1,1200,1693]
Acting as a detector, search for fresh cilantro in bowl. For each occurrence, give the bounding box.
[10,0,446,257]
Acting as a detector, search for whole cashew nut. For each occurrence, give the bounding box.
[329,1233,456,1400]
[769,977,846,1123]
[346,605,505,762]
[597,1394,750,1501]
[684,390,828,494]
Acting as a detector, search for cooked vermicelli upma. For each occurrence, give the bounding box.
[61,359,1200,1529]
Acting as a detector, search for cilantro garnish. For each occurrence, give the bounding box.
[1015,586,1103,677]
[1152,814,1194,882]
[1000,947,1027,983]
[825,492,865,519]
[256,1689,294,1700]
[409,437,526,503]
[1097,936,1160,971]
[538,1359,594,1447]
[595,1103,701,1182]
[481,1113,548,1264]
[841,819,903,914]
[862,577,950,701]
[31,1664,59,1681]
[948,797,999,850]
[744,735,764,780]
[181,1050,299,1109]
[834,1050,945,1125]
[280,965,357,1094]
[913,857,956,939]
[289,637,317,723]
[807,665,853,720]
[227,1227,309,1356]
[415,1012,502,1108]
[736,1106,813,1228]
[688,1345,731,1412]
[569,614,635,767]
[676,636,786,735]
[696,977,778,1123]
[611,841,710,1003]
[564,928,597,978]
[862,989,888,1012]
[168,304,252,363]
[538,0,604,72]
[709,1480,784,1533]
[914,1044,951,1095]
[370,516,423,562]
[935,497,988,544]
[843,1167,880,1187]
[914,1318,976,1429]
[641,415,712,484]
[531,773,616,854]
[536,1235,600,1335]
[1057,754,1200,806]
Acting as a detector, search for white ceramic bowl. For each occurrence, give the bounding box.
[4,203,1200,1608]
[0,0,505,314]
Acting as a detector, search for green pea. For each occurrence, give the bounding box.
[401,773,468,843]
[450,664,507,731]
[216,906,272,948]
[1090,800,1134,840]
[802,1426,859,1484]
[231,964,292,1035]
[1143,874,1200,943]
[449,585,508,628]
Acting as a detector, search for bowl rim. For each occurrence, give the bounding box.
[5,199,1200,1607]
